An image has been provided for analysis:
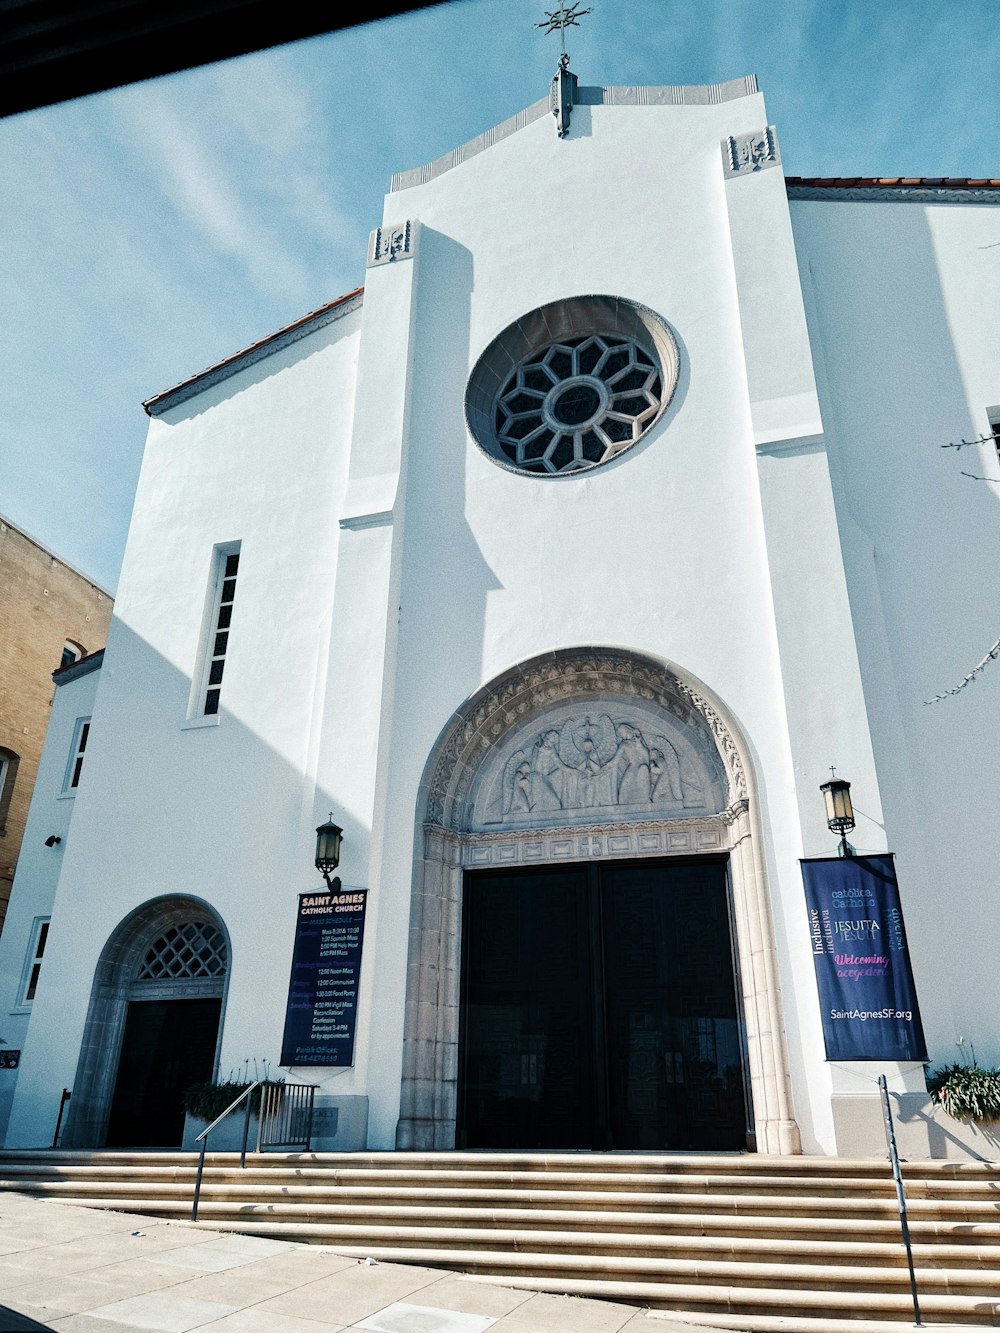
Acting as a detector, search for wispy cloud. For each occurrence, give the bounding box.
[115,86,320,306]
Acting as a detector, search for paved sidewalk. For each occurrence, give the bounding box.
[0,1191,719,1333]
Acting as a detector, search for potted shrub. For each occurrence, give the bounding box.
[181,1079,256,1151]
[927,1041,1000,1124]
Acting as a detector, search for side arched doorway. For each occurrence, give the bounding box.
[64,897,230,1148]
[397,648,801,1156]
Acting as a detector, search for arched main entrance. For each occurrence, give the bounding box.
[397,648,800,1155]
[64,896,230,1148]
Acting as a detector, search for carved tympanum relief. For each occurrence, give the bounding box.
[471,699,723,830]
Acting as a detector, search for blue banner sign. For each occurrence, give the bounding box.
[800,855,926,1061]
[280,888,367,1068]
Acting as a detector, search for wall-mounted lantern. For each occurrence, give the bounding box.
[315,815,343,891]
[820,771,855,858]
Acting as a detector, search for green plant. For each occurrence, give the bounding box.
[927,1042,1000,1122]
[183,1058,285,1122]
[182,1080,253,1123]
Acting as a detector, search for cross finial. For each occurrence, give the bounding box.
[536,2,592,69]
[829,765,837,780]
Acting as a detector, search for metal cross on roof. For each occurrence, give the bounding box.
[536,1,592,68]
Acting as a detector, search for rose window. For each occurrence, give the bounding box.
[495,335,663,474]
[466,295,679,477]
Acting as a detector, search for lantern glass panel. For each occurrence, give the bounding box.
[821,780,853,830]
[315,820,343,871]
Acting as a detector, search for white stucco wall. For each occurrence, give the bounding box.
[0,664,100,1140]
[791,197,1000,1082]
[5,309,362,1147]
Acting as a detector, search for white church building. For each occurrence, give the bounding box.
[2,67,998,1161]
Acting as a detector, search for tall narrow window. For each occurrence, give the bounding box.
[202,546,240,717]
[991,417,1000,463]
[20,917,50,1005]
[63,717,91,792]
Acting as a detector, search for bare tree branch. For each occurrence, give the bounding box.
[940,433,994,451]
[925,635,1000,703]
[929,428,1000,698]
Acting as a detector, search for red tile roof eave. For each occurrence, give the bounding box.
[786,176,1000,189]
[142,285,364,415]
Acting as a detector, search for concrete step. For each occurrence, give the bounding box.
[3,1150,999,1325]
[7,1177,1000,1229]
[219,1234,1000,1291]
[17,1190,1000,1251]
[2,1153,998,1187]
[3,1146,997,1178]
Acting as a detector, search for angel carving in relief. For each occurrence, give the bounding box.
[503,729,566,814]
[501,715,706,816]
[559,715,619,807]
[649,735,705,806]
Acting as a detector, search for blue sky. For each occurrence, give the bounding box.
[1,0,997,593]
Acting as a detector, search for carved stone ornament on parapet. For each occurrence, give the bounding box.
[722,125,780,178]
[367,220,417,267]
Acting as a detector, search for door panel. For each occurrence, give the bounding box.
[459,860,748,1151]
[460,870,595,1149]
[106,997,221,1147]
[601,862,746,1150]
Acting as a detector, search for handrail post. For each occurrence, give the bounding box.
[255,1083,265,1153]
[191,1138,207,1222]
[305,1085,315,1151]
[878,1073,921,1327]
[51,1088,71,1149]
[240,1091,253,1169]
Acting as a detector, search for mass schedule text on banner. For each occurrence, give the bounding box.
[280,888,367,1067]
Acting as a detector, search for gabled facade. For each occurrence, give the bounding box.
[2,74,998,1159]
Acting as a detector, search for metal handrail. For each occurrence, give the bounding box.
[878,1073,921,1327]
[196,1081,263,1148]
[190,1079,317,1221]
[191,1080,264,1220]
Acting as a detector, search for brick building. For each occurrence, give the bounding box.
[0,515,112,930]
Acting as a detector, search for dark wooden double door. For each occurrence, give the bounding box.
[458,860,750,1151]
[106,998,221,1147]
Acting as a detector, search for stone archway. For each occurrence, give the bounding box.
[396,648,800,1155]
[63,895,230,1148]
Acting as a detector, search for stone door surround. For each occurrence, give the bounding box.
[64,895,230,1148]
[396,647,801,1156]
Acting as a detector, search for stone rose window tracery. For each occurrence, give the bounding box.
[466,295,680,477]
[495,335,663,473]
